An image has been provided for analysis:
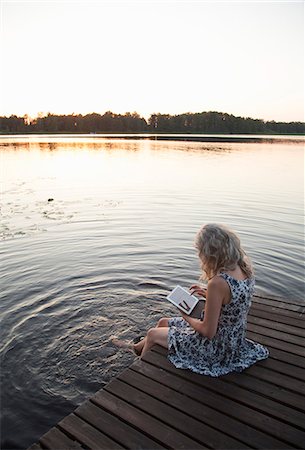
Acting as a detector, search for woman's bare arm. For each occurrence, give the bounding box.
[182,277,228,339]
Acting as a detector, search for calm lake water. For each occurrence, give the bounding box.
[1,135,304,449]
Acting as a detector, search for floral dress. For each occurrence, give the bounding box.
[168,273,269,377]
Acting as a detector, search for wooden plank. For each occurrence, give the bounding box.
[134,355,295,449]
[246,329,305,357]
[123,365,302,448]
[58,413,123,450]
[255,357,305,382]
[110,373,246,450]
[75,400,164,449]
[261,343,305,368]
[253,293,305,307]
[242,365,305,396]
[248,307,305,329]
[104,377,214,449]
[250,302,305,320]
[27,444,43,450]
[224,370,305,413]
[247,322,305,348]
[39,426,83,449]
[119,368,253,449]
[142,351,305,448]
[252,299,304,314]
[145,348,305,430]
[92,388,206,449]
[247,314,305,337]
[186,369,305,429]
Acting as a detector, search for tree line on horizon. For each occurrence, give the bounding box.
[1,111,304,134]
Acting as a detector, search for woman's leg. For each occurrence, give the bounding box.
[134,317,170,355]
[140,327,169,358]
[157,317,170,327]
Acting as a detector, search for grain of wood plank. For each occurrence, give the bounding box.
[169,367,305,429]
[39,426,83,449]
[242,365,305,395]
[253,293,305,307]
[27,444,44,450]
[142,350,304,448]
[58,413,123,450]
[191,369,304,428]
[247,355,305,381]
[121,365,277,449]
[253,340,305,368]
[248,308,305,329]
[104,377,220,449]
[223,370,305,412]
[92,389,206,449]
[246,330,305,359]
[252,296,305,312]
[250,302,305,320]
[114,372,247,449]
[75,400,164,449]
[131,358,293,449]
[247,322,305,348]
[247,315,305,337]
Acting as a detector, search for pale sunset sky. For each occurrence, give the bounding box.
[1,0,304,122]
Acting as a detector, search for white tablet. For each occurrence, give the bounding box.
[166,285,199,315]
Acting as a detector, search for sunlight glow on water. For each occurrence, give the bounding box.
[0,136,304,449]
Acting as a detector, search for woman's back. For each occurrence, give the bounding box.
[217,272,255,341]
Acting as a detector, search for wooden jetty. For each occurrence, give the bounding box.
[28,294,305,449]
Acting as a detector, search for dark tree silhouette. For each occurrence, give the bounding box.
[0,111,304,134]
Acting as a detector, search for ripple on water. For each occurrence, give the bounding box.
[1,273,174,448]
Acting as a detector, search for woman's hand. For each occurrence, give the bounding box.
[189,284,207,298]
[180,310,189,321]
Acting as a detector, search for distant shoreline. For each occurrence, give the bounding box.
[1,132,304,144]
[2,111,304,136]
[1,131,304,136]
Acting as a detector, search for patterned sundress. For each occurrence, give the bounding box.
[168,273,269,377]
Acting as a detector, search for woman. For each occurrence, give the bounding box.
[114,223,269,376]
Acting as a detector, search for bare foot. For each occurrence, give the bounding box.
[112,338,139,355]
[111,338,135,353]
[112,338,132,349]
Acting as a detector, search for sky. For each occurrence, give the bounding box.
[1,0,304,122]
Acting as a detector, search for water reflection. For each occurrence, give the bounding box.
[1,137,303,293]
[0,139,232,154]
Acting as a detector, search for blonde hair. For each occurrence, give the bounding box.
[195,223,253,280]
